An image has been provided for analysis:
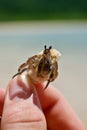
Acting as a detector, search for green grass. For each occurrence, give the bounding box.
[0,12,87,21]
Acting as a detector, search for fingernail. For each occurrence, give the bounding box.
[9,74,41,107]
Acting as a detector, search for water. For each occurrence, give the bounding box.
[0,21,87,127]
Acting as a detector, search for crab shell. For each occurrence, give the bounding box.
[22,48,61,85]
[39,48,61,61]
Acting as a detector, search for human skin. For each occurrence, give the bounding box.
[0,76,86,130]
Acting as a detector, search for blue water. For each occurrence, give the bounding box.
[0,22,87,75]
[0,27,87,54]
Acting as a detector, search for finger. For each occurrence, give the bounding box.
[36,84,86,130]
[1,75,46,130]
[0,88,5,116]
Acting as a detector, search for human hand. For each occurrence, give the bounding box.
[0,77,86,130]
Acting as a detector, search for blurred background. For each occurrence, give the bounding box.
[0,0,87,20]
[0,0,87,128]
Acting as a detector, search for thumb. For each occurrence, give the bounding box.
[1,75,46,130]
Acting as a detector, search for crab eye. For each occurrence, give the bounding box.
[49,46,52,50]
[44,45,46,50]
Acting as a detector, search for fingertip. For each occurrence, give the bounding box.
[35,84,61,110]
[2,77,47,130]
[0,88,5,116]
[0,88,5,99]
[36,84,86,130]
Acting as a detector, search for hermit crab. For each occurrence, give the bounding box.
[13,45,61,89]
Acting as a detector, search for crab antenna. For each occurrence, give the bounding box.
[49,46,52,50]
